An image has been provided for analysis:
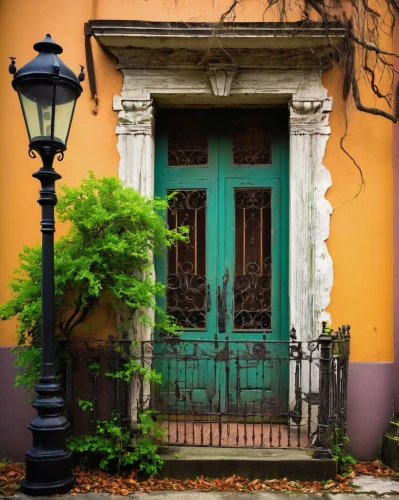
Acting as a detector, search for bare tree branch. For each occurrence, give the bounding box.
[348,31,399,59]
[361,0,380,18]
[63,293,84,338]
[220,0,240,22]
[352,76,398,123]
[66,307,91,339]
[395,80,399,117]
[388,0,399,14]
[217,0,399,128]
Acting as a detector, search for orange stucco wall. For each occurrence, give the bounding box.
[324,64,393,362]
[0,0,394,362]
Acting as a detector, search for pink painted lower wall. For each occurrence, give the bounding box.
[347,362,394,460]
[0,348,36,461]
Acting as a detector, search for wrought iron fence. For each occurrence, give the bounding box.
[65,338,131,436]
[64,326,350,458]
[138,327,350,455]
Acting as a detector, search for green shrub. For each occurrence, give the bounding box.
[0,173,187,392]
[68,410,165,476]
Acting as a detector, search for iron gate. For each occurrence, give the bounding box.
[65,325,350,455]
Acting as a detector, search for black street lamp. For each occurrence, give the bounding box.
[9,35,84,496]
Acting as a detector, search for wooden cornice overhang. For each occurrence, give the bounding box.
[88,20,346,70]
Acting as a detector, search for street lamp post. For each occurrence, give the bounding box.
[9,35,84,496]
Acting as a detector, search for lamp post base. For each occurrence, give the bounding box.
[20,444,75,496]
[20,475,75,496]
[20,442,75,496]
[20,388,75,496]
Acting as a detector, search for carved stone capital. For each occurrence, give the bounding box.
[289,98,332,135]
[206,63,237,97]
[114,98,154,135]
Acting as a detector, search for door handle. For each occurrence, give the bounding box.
[217,286,222,310]
[217,286,226,333]
[218,268,230,333]
[206,284,211,312]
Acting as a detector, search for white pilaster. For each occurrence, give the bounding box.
[289,99,333,341]
[113,97,156,421]
[288,99,333,428]
[114,98,155,198]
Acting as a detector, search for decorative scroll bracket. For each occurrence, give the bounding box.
[113,97,154,136]
[290,99,332,135]
[113,97,155,194]
[206,63,237,97]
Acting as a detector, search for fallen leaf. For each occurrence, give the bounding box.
[0,459,395,498]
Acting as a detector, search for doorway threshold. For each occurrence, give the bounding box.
[158,446,336,482]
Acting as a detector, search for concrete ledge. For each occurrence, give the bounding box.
[382,416,399,470]
[158,447,336,482]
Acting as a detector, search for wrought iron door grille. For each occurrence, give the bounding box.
[167,114,208,166]
[232,114,272,165]
[166,190,207,329]
[234,188,272,330]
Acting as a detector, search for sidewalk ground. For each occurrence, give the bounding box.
[4,476,399,500]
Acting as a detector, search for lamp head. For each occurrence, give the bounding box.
[10,34,84,157]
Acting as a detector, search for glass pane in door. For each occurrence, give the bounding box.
[166,190,207,329]
[168,114,208,166]
[234,188,272,331]
[232,115,272,165]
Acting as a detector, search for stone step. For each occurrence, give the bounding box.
[158,446,336,482]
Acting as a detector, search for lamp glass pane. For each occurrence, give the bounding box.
[18,83,53,142]
[53,85,77,145]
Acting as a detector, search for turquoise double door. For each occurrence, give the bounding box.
[155,109,289,415]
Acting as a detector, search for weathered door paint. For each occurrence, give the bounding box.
[154,110,289,416]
